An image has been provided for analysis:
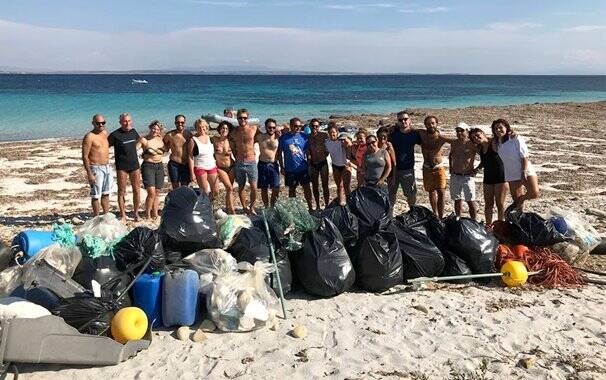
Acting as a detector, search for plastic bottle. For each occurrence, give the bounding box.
[131,272,164,328]
[162,269,200,327]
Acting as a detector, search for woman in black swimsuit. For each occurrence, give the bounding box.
[469,128,508,225]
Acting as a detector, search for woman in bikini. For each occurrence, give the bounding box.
[188,118,218,198]
[377,126,396,198]
[211,121,235,213]
[140,120,166,219]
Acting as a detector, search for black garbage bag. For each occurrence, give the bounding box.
[113,227,165,273]
[347,186,391,236]
[444,215,498,277]
[228,226,292,295]
[320,205,359,247]
[396,206,445,245]
[441,249,473,282]
[72,255,133,304]
[355,230,403,292]
[293,218,355,297]
[388,221,445,280]
[161,187,222,250]
[52,294,125,335]
[505,205,567,246]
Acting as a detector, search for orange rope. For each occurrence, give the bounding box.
[496,244,585,288]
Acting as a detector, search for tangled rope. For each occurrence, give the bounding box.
[496,244,585,288]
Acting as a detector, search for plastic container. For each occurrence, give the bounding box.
[12,230,55,259]
[162,269,200,327]
[131,273,164,328]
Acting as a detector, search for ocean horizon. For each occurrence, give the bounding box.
[1,74,606,141]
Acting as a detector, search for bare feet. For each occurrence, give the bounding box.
[249,208,257,216]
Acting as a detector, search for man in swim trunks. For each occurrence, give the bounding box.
[163,114,191,189]
[449,123,478,220]
[108,113,141,223]
[418,115,456,218]
[307,118,330,209]
[278,117,313,210]
[256,118,281,208]
[230,108,258,214]
[388,110,422,209]
[82,114,112,216]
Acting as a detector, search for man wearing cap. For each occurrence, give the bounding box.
[449,122,479,220]
[388,110,422,208]
[418,115,456,219]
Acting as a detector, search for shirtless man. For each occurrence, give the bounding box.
[418,115,456,218]
[212,121,235,214]
[256,118,281,208]
[307,118,330,209]
[108,113,141,223]
[163,114,191,189]
[230,108,258,214]
[449,123,478,220]
[82,114,112,216]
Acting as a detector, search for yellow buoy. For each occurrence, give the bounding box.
[111,307,148,344]
[500,260,529,287]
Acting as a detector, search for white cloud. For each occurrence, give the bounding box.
[322,3,394,10]
[189,0,248,7]
[487,22,542,32]
[1,19,605,74]
[399,6,450,13]
[562,25,606,32]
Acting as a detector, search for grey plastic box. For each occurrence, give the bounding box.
[0,315,151,366]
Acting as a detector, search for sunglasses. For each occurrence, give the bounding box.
[266,126,276,129]
[238,116,248,120]
[175,121,185,125]
[95,121,106,126]
[398,118,410,122]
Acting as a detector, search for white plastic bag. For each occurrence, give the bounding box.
[205,261,278,332]
[549,207,601,263]
[77,213,128,242]
[215,210,252,249]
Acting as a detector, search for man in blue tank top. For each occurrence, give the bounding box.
[278,117,313,210]
[388,110,421,209]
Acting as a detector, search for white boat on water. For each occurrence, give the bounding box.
[131,79,148,84]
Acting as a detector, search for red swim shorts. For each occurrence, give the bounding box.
[194,167,218,176]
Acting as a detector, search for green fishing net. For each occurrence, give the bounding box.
[267,198,318,251]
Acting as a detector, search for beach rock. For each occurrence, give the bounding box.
[176,326,190,341]
[291,325,308,338]
[71,216,84,225]
[519,357,536,369]
[199,319,216,332]
[57,217,66,224]
[192,329,208,343]
[413,305,429,314]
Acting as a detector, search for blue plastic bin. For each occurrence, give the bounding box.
[12,230,55,259]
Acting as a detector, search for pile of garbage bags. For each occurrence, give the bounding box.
[1,184,601,340]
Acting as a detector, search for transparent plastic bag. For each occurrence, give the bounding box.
[183,249,237,278]
[204,261,278,332]
[215,210,252,249]
[549,207,601,259]
[78,214,128,242]
[268,198,318,251]
[0,242,82,296]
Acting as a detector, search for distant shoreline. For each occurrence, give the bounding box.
[2,72,606,76]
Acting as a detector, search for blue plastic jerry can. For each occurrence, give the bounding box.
[131,272,164,328]
[162,269,200,327]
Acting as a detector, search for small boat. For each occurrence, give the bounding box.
[131,79,148,84]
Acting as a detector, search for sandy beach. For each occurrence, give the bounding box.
[1,101,606,379]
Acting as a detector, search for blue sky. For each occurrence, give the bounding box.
[1,0,605,73]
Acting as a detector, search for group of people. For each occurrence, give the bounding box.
[82,108,540,225]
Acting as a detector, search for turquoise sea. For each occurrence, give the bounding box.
[1,74,605,141]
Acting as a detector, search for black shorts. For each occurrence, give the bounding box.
[141,162,165,189]
[284,170,311,187]
[167,160,190,184]
[309,160,328,172]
